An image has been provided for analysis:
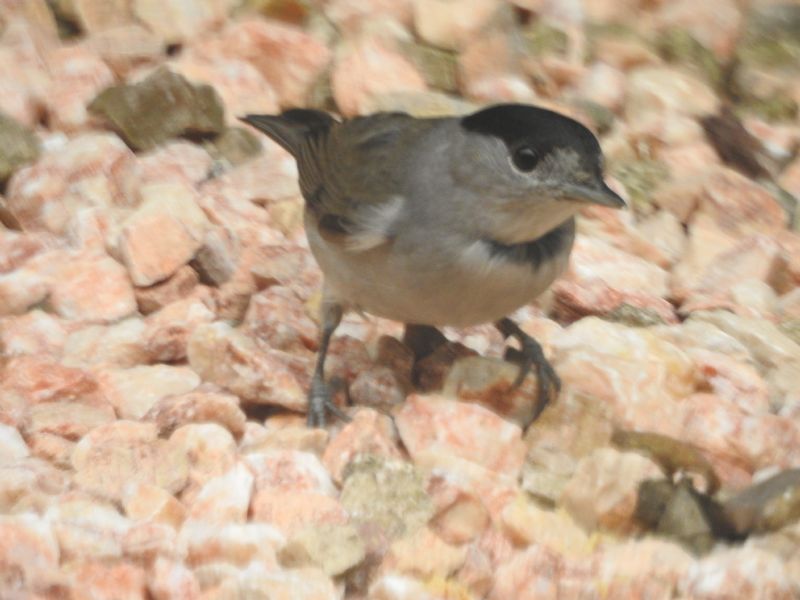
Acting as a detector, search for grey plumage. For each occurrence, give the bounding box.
[241,104,624,426]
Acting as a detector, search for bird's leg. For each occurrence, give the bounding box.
[308,301,349,427]
[495,317,560,420]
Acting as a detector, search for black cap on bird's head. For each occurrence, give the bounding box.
[461,104,625,209]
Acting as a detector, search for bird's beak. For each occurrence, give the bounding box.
[559,182,627,209]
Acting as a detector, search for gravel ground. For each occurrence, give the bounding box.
[1,0,800,598]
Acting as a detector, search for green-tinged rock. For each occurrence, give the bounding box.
[723,468,800,536]
[605,303,665,327]
[737,4,800,70]
[279,523,366,576]
[612,429,720,495]
[307,67,335,111]
[779,319,800,346]
[205,127,262,167]
[656,481,717,555]
[612,159,671,213]
[89,67,225,151]
[340,454,434,540]
[235,0,311,24]
[732,5,800,122]
[521,21,568,57]
[635,479,675,529]
[0,113,40,184]
[570,100,615,135]
[364,91,476,118]
[400,42,458,92]
[654,28,723,89]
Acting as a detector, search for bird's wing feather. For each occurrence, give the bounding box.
[304,112,429,251]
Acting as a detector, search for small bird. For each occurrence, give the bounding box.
[241,104,625,427]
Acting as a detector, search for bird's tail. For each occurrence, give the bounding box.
[239,109,336,158]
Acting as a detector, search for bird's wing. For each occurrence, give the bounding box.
[307,112,427,252]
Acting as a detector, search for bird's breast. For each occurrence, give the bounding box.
[307,214,575,327]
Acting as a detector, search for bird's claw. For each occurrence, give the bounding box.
[307,376,350,428]
[497,320,561,422]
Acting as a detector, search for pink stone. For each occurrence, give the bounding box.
[122,483,186,528]
[244,415,329,456]
[45,493,133,561]
[173,51,280,123]
[489,544,589,600]
[679,547,794,599]
[66,561,147,600]
[132,141,214,188]
[324,0,413,31]
[552,274,677,325]
[96,365,201,420]
[380,526,467,579]
[69,0,133,34]
[551,318,695,435]
[43,45,114,131]
[245,449,336,498]
[251,489,349,536]
[71,421,189,502]
[135,265,200,315]
[119,209,202,287]
[459,31,536,103]
[0,422,29,464]
[426,472,490,545]
[143,291,216,362]
[674,234,786,307]
[121,520,178,562]
[186,461,254,523]
[27,431,75,468]
[652,0,742,60]
[0,354,105,406]
[0,229,53,274]
[563,235,669,298]
[412,0,501,51]
[780,155,800,199]
[332,36,427,116]
[143,389,246,439]
[242,285,317,353]
[63,318,148,369]
[0,267,49,316]
[24,401,116,440]
[149,557,201,600]
[169,423,238,502]
[133,0,228,44]
[177,520,283,569]
[688,349,770,415]
[322,409,403,483]
[626,66,718,126]
[0,514,59,591]
[0,457,70,513]
[6,133,135,233]
[560,448,661,534]
[573,63,626,111]
[395,395,526,480]
[187,322,309,412]
[195,19,331,107]
[80,25,164,76]
[325,334,373,386]
[49,252,137,322]
[593,539,693,598]
[348,365,409,414]
[499,496,591,555]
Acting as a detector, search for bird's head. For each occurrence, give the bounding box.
[454,103,625,244]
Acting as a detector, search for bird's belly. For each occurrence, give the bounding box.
[309,229,571,327]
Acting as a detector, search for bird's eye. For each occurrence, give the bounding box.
[512,146,539,172]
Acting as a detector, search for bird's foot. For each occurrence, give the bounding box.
[496,318,561,421]
[307,375,350,428]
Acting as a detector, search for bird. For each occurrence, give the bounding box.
[241,103,625,427]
